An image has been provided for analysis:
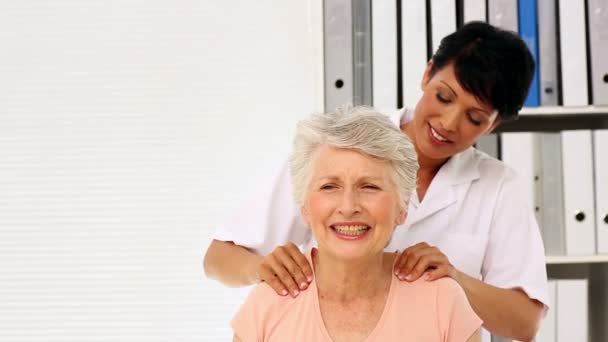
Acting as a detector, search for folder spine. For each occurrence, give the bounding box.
[518,0,539,107]
[558,0,589,106]
[488,0,518,32]
[401,0,427,107]
[594,130,608,254]
[537,0,559,105]
[587,0,608,105]
[371,0,397,110]
[561,130,596,255]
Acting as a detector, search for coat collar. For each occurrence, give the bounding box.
[391,108,483,227]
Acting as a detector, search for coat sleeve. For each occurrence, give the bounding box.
[480,168,550,309]
[211,157,312,255]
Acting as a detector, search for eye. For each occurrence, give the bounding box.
[467,112,482,126]
[436,92,450,104]
[320,183,337,191]
[362,184,381,191]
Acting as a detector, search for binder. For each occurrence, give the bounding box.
[558,0,589,106]
[561,130,596,255]
[594,130,608,254]
[488,0,518,32]
[323,0,353,111]
[537,0,559,106]
[371,0,397,110]
[401,0,426,107]
[500,133,542,224]
[535,280,557,342]
[556,279,588,342]
[518,0,539,107]
[475,133,499,159]
[587,0,608,105]
[539,133,565,255]
[429,0,456,54]
[463,0,486,23]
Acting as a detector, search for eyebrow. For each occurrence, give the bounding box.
[439,80,492,116]
[313,175,385,183]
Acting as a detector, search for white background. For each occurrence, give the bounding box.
[0,1,323,340]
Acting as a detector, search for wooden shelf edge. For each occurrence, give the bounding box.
[546,254,608,264]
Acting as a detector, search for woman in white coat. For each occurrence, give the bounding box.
[204,21,548,341]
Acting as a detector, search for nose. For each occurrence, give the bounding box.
[439,107,460,132]
[338,189,361,217]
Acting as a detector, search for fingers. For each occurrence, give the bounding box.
[275,243,312,291]
[258,243,313,297]
[394,243,450,282]
[266,252,301,297]
[394,243,430,277]
[423,265,452,281]
[257,255,290,296]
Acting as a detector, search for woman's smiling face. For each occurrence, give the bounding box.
[301,145,406,261]
[410,62,499,163]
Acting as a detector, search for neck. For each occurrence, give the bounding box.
[313,250,392,302]
[401,122,448,174]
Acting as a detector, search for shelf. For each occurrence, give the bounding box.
[496,106,608,132]
[546,254,608,264]
[520,105,608,116]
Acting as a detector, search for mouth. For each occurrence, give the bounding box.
[330,223,371,240]
[428,124,452,145]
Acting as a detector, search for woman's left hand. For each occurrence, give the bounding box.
[393,242,457,282]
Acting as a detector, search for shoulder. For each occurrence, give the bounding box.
[231,282,293,340]
[464,148,523,195]
[247,282,294,312]
[469,148,513,180]
[431,277,466,298]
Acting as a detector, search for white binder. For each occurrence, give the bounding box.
[500,133,542,224]
[558,0,589,106]
[371,0,397,110]
[556,279,588,342]
[323,0,353,111]
[400,0,426,107]
[539,133,565,255]
[561,130,596,255]
[538,0,559,106]
[476,133,499,159]
[488,0,518,32]
[594,129,608,254]
[463,0,486,23]
[535,280,556,342]
[429,0,456,54]
[587,0,608,105]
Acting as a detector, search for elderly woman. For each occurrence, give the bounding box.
[231,107,482,342]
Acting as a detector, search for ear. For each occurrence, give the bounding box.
[300,206,311,226]
[395,207,408,225]
[420,60,434,90]
[485,118,501,134]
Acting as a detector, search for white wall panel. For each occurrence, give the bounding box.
[0,1,324,340]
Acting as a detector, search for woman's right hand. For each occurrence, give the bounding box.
[256,243,314,297]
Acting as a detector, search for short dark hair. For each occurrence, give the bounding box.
[431,21,534,122]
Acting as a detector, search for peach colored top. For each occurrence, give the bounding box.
[232,251,482,342]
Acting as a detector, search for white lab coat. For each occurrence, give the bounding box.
[213,108,549,341]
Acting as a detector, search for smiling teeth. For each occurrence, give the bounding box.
[431,127,448,142]
[333,225,369,236]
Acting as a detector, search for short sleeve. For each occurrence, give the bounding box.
[231,284,280,342]
[211,157,312,255]
[436,278,482,342]
[481,169,550,309]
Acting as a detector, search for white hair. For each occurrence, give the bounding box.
[289,106,418,209]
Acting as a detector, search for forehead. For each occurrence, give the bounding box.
[310,146,391,179]
[431,64,496,114]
